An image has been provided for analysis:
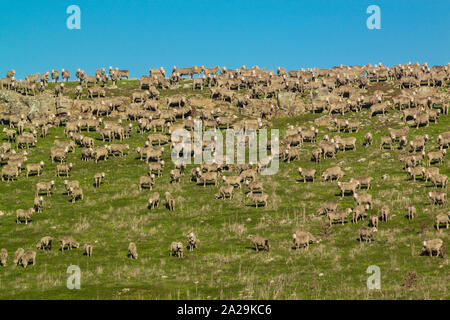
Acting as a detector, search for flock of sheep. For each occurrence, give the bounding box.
[0,61,449,269]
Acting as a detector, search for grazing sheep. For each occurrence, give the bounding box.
[187,232,198,251]
[19,250,36,268]
[56,163,73,177]
[435,213,449,230]
[247,192,268,207]
[13,248,25,265]
[359,227,378,242]
[128,242,138,259]
[354,192,373,209]
[427,150,446,166]
[380,136,394,150]
[424,167,440,182]
[337,180,359,198]
[422,239,444,257]
[165,192,175,211]
[33,196,44,213]
[364,132,373,146]
[222,175,242,189]
[317,201,339,216]
[429,174,448,189]
[352,204,370,223]
[84,243,93,257]
[328,208,352,226]
[292,230,318,250]
[36,181,55,196]
[322,166,345,182]
[36,236,53,250]
[60,236,80,251]
[381,206,390,222]
[428,191,447,206]
[247,235,270,251]
[26,161,44,177]
[407,205,416,220]
[370,215,379,228]
[94,172,105,187]
[148,192,160,209]
[245,180,264,194]
[69,187,84,203]
[0,248,7,266]
[297,168,316,183]
[16,208,34,224]
[139,175,155,190]
[169,242,184,258]
[215,185,234,199]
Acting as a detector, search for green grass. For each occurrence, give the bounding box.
[0,79,448,300]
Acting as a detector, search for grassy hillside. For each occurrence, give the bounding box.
[0,80,448,300]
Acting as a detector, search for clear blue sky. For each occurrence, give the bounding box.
[0,0,448,80]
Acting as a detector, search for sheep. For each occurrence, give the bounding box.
[247,192,268,208]
[352,204,370,223]
[380,136,394,150]
[429,173,448,188]
[334,135,357,151]
[407,166,425,181]
[50,146,69,163]
[215,185,234,199]
[60,236,80,251]
[148,192,160,209]
[54,83,65,97]
[3,128,16,142]
[51,69,60,82]
[337,180,359,198]
[359,227,377,243]
[62,68,70,82]
[169,242,184,258]
[26,161,44,177]
[139,175,155,190]
[381,206,390,222]
[245,180,264,194]
[410,134,429,152]
[422,239,444,257]
[94,172,105,187]
[187,232,198,251]
[247,235,270,251]
[370,103,387,117]
[165,192,175,211]
[427,150,446,166]
[297,168,316,183]
[36,236,53,250]
[354,192,373,209]
[354,176,373,190]
[311,148,322,163]
[222,175,242,189]
[407,205,416,220]
[437,133,450,150]
[64,180,80,194]
[197,171,219,187]
[424,167,440,182]
[83,243,93,257]
[148,161,165,177]
[0,248,8,266]
[19,250,36,268]
[364,132,373,146]
[428,191,447,206]
[13,248,24,265]
[128,242,138,259]
[413,113,429,128]
[321,166,345,182]
[435,213,449,231]
[292,230,318,250]
[34,196,44,213]
[69,187,84,203]
[16,208,34,224]
[107,144,129,156]
[317,201,339,216]
[370,215,379,228]
[284,147,300,163]
[170,169,182,184]
[92,146,109,163]
[327,208,352,226]
[56,163,73,177]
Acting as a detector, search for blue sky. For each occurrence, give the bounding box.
[0,0,448,80]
